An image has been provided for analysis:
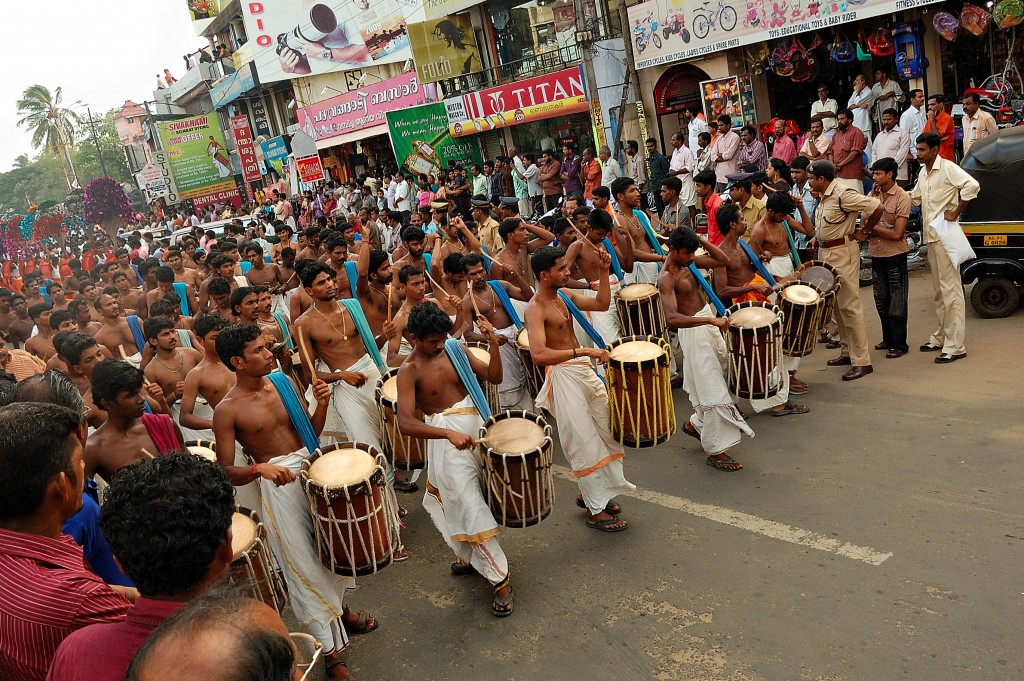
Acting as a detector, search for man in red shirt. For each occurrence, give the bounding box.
[694,171,723,244]
[923,94,955,162]
[47,455,235,681]
[0,403,130,681]
[828,109,867,193]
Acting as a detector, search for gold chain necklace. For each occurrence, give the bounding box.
[470,285,496,314]
[313,302,348,341]
[155,348,184,372]
[540,293,570,322]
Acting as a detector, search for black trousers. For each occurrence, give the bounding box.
[872,252,909,352]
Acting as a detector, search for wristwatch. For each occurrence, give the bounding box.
[320,48,332,60]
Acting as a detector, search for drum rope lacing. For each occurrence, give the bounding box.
[229,510,289,614]
[480,410,556,528]
[607,336,677,448]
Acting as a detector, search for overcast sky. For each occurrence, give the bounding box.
[2,0,205,173]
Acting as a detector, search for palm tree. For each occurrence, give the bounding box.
[15,85,83,190]
[12,154,31,170]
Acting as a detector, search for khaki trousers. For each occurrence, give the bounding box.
[926,241,966,355]
[822,240,871,366]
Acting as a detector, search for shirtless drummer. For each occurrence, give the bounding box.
[395,302,514,616]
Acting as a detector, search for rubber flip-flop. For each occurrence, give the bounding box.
[682,420,701,440]
[393,480,419,493]
[586,517,629,532]
[706,456,743,472]
[772,401,809,417]
[451,561,475,576]
[576,497,622,515]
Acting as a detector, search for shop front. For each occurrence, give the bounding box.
[629,0,948,142]
[445,65,596,157]
[296,73,437,181]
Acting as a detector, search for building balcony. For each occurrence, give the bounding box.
[152,61,220,107]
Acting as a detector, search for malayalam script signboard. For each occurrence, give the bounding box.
[296,73,434,143]
[230,115,262,183]
[627,0,943,70]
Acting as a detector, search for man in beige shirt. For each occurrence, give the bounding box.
[728,178,765,239]
[909,132,980,363]
[865,157,913,357]
[961,92,998,158]
[799,120,831,160]
[806,160,883,380]
[471,197,502,254]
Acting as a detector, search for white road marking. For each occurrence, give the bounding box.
[551,465,893,566]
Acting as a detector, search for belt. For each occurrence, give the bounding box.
[821,234,855,249]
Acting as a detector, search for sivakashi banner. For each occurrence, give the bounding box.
[626,0,943,70]
[407,13,482,84]
[240,0,413,85]
[386,103,483,179]
[444,66,589,138]
[156,115,237,201]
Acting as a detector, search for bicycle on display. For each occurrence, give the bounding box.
[634,12,662,53]
[692,0,738,40]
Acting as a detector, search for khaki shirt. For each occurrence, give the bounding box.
[867,184,912,258]
[739,196,765,239]
[909,156,981,243]
[814,180,880,243]
[478,217,502,254]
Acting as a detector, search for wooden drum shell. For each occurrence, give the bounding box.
[778,282,824,357]
[606,335,676,448]
[615,283,667,340]
[228,506,289,614]
[479,410,555,528]
[375,369,428,470]
[724,302,784,400]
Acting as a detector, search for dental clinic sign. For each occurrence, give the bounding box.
[445,66,589,138]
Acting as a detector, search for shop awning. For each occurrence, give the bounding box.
[314,124,389,150]
[210,62,258,110]
[627,0,945,71]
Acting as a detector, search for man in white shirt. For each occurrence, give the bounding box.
[395,174,414,215]
[684,107,708,157]
[190,213,201,227]
[666,132,696,224]
[961,92,998,158]
[908,132,980,363]
[872,108,912,186]
[811,84,839,138]
[385,173,398,212]
[516,152,542,216]
[599,145,621,188]
[510,149,531,216]
[871,68,904,129]
[848,74,874,151]
[899,89,927,158]
[709,115,740,192]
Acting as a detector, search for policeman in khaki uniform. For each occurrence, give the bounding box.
[806,160,883,381]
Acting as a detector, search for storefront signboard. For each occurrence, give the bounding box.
[230,115,262,183]
[445,66,589,138]
[296,73,434,143]
[386,102,483,178]
[156,115,237,201]
[627,0,944,70]
[296,156,327,183]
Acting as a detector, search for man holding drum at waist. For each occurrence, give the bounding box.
[660,228,753,472]
[395,303,515,617]
[806,160,883,381]
[212,323,376,681]
[526,246,636,532]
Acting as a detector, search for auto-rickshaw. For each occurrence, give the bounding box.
[959,126,1024,318]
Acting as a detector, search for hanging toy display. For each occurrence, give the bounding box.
[932,11,961,40]
[960,4,993,35]
[992,0,1024,28]
[867,26,895,55]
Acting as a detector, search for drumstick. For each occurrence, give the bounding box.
[571,224,602,253]
[386,283,394,322]
[296,326,317,381]
[141,448,155,459]
[424,270,450,297]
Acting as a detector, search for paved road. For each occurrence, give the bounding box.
[299,269,1022,681]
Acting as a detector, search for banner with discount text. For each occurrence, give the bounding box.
[156,115,237,201]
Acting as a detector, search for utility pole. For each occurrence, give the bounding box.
[612,0,645,156]
[87,108,109,178]
[573,0,606,153]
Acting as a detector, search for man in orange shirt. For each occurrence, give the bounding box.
[923,94,955,161]
[581,148,602,204]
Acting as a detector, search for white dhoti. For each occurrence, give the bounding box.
[271,293,287,317]
[259,450,354,652]
[632,261,661,285]
[121,350,141,368]
[423,396,508,585]
[575,279,622,346]
[492,325,532,411]
[537,361,635,514]
[171,401,213,443]
[677,305,754,455]
[329,354,383,449]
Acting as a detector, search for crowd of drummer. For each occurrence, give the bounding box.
[0,128,950,680]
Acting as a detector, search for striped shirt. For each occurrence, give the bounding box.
[0,529,129,681]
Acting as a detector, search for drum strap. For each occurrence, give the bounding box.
[126,315,147,354]
[240,260,253,274]
[272,312,295,350]
[688,265,726,315]
[443,339,493,421]
[633,209,666,256]
[783,224,801,270]
[343,260,358,299]
[602,237,625,281]
[557,290,605,348]
[267,371,318,455]
[487,280,522,329]
[40,285,52,307]
[338,298,386,372]
[738,239,778,287]
[172,282,190,316]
